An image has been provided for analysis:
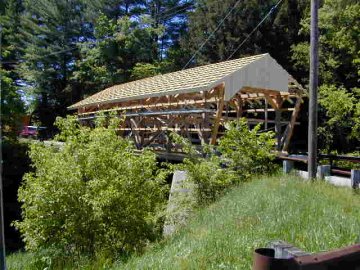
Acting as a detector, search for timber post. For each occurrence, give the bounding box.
[210,85,225,145]
[275,109,281,151]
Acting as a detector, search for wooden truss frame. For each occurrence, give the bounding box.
[77,84,304,153]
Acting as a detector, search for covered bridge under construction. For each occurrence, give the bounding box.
[69,53,305,153]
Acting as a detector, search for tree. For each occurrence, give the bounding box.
[0,0,25,136]
[143,0,195,62]
[184,0,307,70]
[73,14,165,96]
[19,0,91,128]
[292,0,360,151]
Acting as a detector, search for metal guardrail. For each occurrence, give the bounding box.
[331,167,351,177]
[253,241,360,270]
[278,155,307,163]
[278,153,360,177]
[319,154,360,164]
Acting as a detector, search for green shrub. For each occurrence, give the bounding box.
[14,115,167,262]
[171,119,276,206]
[218,119,276,177]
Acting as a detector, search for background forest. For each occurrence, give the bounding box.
[1,0,359,152]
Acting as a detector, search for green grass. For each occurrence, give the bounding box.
[7,174,360,269]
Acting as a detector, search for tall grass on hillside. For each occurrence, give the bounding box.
[7,174,360,270]
[119,175,360,270]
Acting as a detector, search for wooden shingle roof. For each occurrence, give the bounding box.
[69,53,289,110]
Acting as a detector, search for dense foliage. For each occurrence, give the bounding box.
[292,0,360,151]
[14,116,167,264]
[9,174,360,269]
[173,119,276,205]
[1,0,359,151]
[185,0,307,71]
[0,0,25,136]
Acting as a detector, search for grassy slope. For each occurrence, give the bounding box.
[7,175,360,269]
[116,175,360,270]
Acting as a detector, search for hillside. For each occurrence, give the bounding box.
[7,174,360,269]
[116,175,360,269]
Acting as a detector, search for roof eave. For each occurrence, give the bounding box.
[67,84,213,111]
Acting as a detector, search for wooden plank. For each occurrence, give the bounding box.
[129,118,142,148]
[238,92,295,100]
[282,96,302,152]
[117,127,212,132]
[220,118,299,125]
[241,86,282,95]
[275,109,282,151]
[78,97,219,116]
[265,100,268,130]
[210,85,225,145]
[264,94,279,110]
[243,108,295,113]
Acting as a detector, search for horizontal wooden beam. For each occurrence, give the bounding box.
[78,97,219,116]
[118,127,212,132]
[224,108,295,113]
[241,86,283,95]
[222,117,300,125]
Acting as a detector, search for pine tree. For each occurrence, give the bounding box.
[19,0,91,127]
[73,13,164,96]
[0,0,25,136]
[184,0,307,69]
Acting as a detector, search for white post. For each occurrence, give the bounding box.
[351,169,360,189]
[317,165,331,179]
[283,160,294,174]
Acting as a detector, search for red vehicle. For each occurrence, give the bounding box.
[20,126,46,138]
[20,126,38,138]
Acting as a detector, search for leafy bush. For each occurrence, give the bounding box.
[171,137,238,206]
[317,85,359,150]
[14,115,167,261]
[171,119,276,205]
[218,119,276,177]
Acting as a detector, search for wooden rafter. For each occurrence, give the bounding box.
[210,85,225,145]
[282,96,303,152]
[241,86,282,96]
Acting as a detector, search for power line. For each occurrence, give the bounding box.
[227,0,284,60]
[182,0,242,70]
[158,2,202,22]
[157,2,195,21]
[1,37,105,65]
[1,46,79,65]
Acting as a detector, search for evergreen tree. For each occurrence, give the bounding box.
[73,14,164,96]
[0,0,25,136]
[19,0,91,127]
[184,0,307,69]
[72,0,194,99]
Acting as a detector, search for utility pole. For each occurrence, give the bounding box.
[0,25,7,270]
[308,0,319,179]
